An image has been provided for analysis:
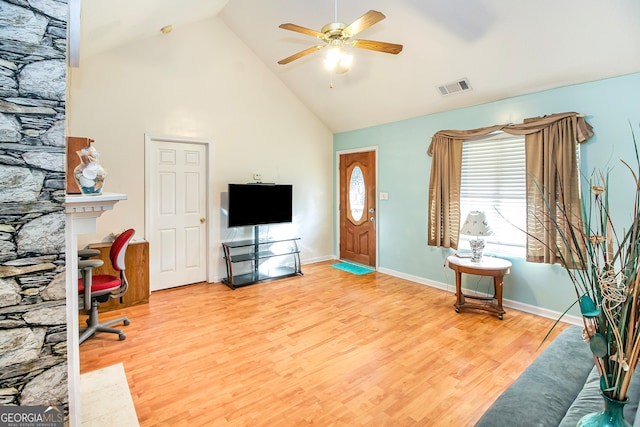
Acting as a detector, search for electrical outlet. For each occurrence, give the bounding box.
[253,173,262,181]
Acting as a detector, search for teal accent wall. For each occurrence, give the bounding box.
[334,72,640,316]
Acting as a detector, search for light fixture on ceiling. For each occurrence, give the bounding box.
[277,0,402,75]
[323,40,352,74]
[160,25,173,35]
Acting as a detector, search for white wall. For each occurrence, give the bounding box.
[67,16,334,281]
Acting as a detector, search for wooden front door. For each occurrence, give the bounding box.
[339,151,376,267]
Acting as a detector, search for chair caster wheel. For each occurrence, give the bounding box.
[455,308,460,313]
[498,315,504,320]
[123,319,130,326]
[118,333,126,341]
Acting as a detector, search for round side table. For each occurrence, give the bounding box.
[446,255,512,319]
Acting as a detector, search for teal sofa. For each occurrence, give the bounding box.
[475,325,640,426]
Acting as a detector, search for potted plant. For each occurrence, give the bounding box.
[540,124,640,426]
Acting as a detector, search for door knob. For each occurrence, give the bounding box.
[200,217,206,223]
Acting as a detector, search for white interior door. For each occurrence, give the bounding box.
[147,138,208,291]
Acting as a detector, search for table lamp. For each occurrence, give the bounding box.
[460,211,493,262]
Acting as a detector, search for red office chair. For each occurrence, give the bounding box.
[78,228,135,344]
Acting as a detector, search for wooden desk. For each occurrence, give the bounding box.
[447,255,512,319]
[88,240,150,312]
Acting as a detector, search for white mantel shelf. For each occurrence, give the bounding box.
[65,192,128,213]
[65,191,127,426]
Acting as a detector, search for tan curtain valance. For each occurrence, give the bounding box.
[427,112,593,155]
[427,112,594,263]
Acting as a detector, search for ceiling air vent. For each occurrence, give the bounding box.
[437,78,472,96]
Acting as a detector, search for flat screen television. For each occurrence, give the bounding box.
[227,183,293,228]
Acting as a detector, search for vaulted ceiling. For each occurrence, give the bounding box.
[78,0,640,133]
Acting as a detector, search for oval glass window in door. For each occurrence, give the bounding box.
[349,166,365,221]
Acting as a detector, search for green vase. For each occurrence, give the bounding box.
[577,393,631,427]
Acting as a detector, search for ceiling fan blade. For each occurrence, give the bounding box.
[277,45,325,65]
[278,23,325,39]
[343,10,385,38]
[351,39,403,55]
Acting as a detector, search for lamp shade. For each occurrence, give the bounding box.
[460,211,493,237]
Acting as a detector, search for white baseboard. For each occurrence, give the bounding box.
[302,255,336,264]
[377,266,582,326]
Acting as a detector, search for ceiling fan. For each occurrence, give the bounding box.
[277,1,403,70]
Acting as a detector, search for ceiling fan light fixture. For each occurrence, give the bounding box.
[321,22,347,37]
[277,5,402,70]
[324,44,352,73]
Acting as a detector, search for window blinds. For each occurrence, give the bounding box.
[460,134,527,252]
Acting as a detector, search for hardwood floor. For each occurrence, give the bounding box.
[79,261,568,426]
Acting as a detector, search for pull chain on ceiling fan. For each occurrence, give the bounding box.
[277,0,403,74]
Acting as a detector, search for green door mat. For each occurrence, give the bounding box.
[331,262,375,275]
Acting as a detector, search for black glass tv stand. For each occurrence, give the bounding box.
[221,226,302,289]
